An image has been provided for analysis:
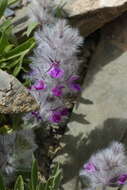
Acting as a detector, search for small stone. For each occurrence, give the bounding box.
[4,8,15,17]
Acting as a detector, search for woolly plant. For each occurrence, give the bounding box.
[0,129,37,184]
[79,141,127,190]
[23,0,83,125]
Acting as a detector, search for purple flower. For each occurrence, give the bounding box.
[48,66,64,78]
[70,83,81,91]
[60,108,69,116]
[50,111,62,123]
[32,111,42,120]
[83,162,96,172]
[68,75,81,92]
[69,75,80,81]
[33,80,46,90]
[118,174,127,185]
[49,107,69,123]
[52,85,64,97]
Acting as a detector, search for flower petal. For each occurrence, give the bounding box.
[48,66,64,78]
[83,162,96,172]
[52,86,64,97]
[60,108,69,116]
[69,83,81,92]
[33,80,46,90]
[69,75,80,82]
[118,174,127,185]
[49,111,62,123]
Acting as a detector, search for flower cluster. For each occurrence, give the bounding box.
[23,0,83,124]
[79,142,127,189]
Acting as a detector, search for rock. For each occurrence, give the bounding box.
[12,6,28,35]
[22,0,30,6]
[4,8,15,17]
[59,0,127,36]
[11,0,127,37]
[54,13,127,190]
[10,2,22,9]
[0,69,39,114]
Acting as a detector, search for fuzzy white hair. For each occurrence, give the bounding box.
[80,141,127,190]
[24,0,83,124]
[0,129,37,183]
[29,0,56,25]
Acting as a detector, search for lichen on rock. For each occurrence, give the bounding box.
[0,69,39,114]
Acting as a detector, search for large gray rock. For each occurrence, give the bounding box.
[0,69,39,114]
[54,13,127,190]
[12,0,127,37]
[59,0,127,36]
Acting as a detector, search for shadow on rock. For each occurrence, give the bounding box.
[56,118,127,186]
[80,12,127,93]
[70,112,90,125]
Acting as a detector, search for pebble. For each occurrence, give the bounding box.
[4,8,15,17]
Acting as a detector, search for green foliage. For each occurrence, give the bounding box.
[0,0,37,77]
[30,160,38,190]
[0,0,8,19]
[0,114,13,134]
[0,172,6,190]
[0,160,62,190]
[54,2,68,18]
[0,0,38,132]
[28,160,62,190]
[8,0,21,6]
[24,22,39,37]
[14,176,24,190]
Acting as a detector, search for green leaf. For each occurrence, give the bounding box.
[0,0,8,19]
[25,22,38,37]
[47,164,62,190]
[0,62,7,69]
[52,170,62,190]
[52,164,60,176]
[44,180,50,190]
[12,60,22,76]
[8,0,20,6]
[5,58,18,69]
[0,19,11,32]
[12,53,25,76]
[14,176,24,190]
[30,160,38,190]
[36,183,45,190]
[0,125,13,134]
[0,172,6,190]
[0,31,9,54]
[54,2,67,18]
[4,44,14,53]
[1,38,35,61]
[0,58,18,71]
[23,78,32,87]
